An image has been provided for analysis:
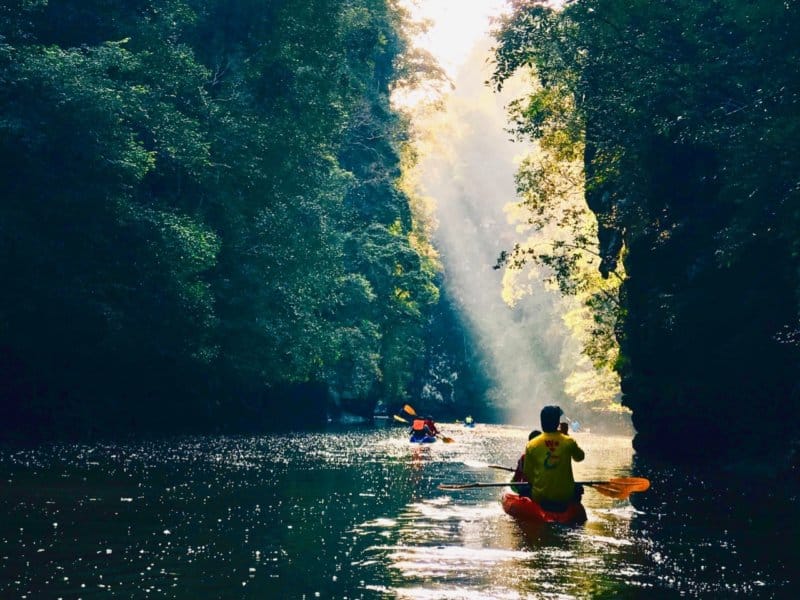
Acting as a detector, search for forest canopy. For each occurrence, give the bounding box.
[491,0,800,460]
[0,0,457,438]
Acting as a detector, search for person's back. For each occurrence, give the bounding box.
[522,406,584,509]
[423,417,439,435]
[410,418,430,438]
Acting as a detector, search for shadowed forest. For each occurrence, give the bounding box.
[0,0,469,438]
[2,0,799,467]
[491,0,800,463]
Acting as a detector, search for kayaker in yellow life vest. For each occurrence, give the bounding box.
[522,405,585,511]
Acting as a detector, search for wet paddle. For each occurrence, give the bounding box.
[487,465,649,492]
[403,404,455,443]
[438,476,650,500]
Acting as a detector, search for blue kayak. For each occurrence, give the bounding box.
[409,435,436,444]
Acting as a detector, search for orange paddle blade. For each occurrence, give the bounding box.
[608,477,650,491]
[585,477,651,499]
[589,483,632,499]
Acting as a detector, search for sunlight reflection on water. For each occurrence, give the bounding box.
[346,426,648,599]
[0,424,795,598]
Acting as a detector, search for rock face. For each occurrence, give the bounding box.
[607,142,800,463]
[489,0,800,466]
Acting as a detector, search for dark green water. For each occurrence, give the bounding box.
[0,424,797,599]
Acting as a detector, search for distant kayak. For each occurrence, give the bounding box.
[463,422,475,428]
[501,491,587,525]
[409,435,436,444]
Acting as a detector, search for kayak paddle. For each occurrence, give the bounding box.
[487,465,649,496]
[393,414,409,424]
[438,476,650,500]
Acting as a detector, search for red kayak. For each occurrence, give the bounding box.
[501,491,587,525]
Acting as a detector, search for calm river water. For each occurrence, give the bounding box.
[1,424,797,599]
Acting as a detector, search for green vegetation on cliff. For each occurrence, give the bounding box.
[492,0,800,460]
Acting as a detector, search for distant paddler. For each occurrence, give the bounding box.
[409,415,438,443]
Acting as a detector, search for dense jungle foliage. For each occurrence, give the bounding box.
[0,0,478,439]
[492,0,800,461]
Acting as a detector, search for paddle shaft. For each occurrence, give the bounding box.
[488,465,644,486]
[440,481,613,489]
[439,476,649,499]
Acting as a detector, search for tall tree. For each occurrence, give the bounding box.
[492,0,800,461]
[0,0,444,437]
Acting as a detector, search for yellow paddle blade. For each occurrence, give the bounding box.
[403,404,417,416]
[393,414,409,424]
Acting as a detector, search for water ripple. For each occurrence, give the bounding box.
[1,425,795,599]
